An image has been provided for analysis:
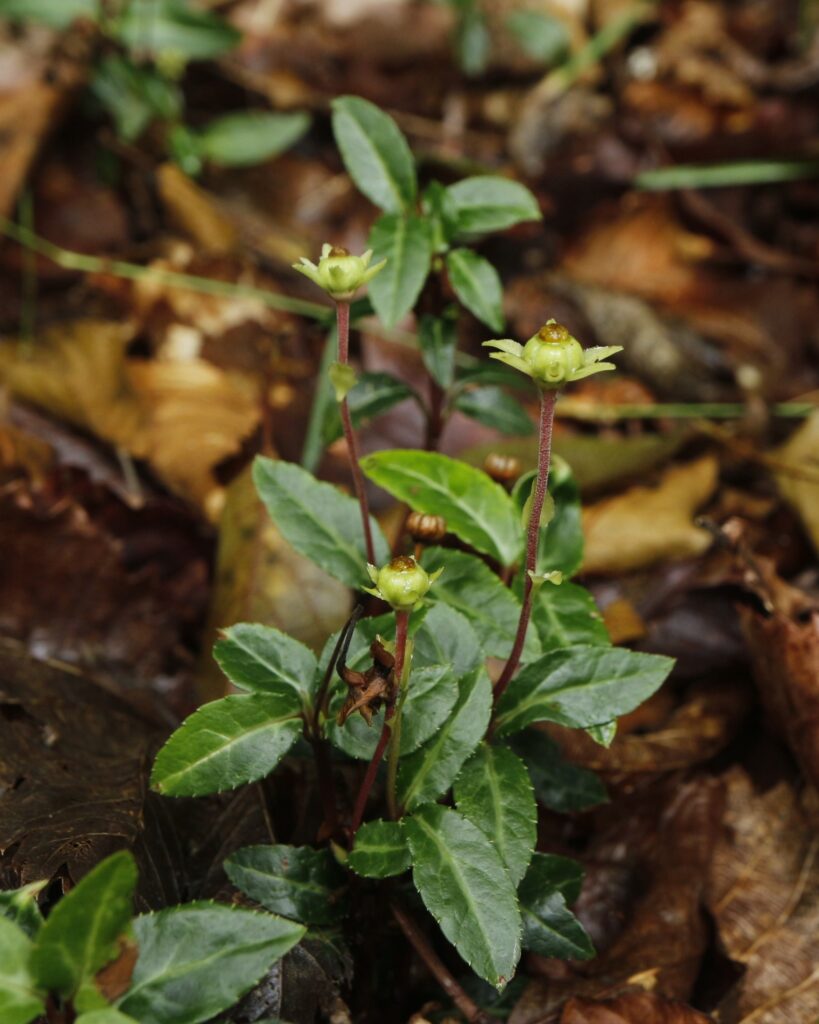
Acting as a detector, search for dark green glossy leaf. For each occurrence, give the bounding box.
[253,457,390,589]
[404,805,520,988]
[418,312,458,389]
[196,111,310,167]
[0,917,45,1024]
[510,731,607,813]
[225,845,347,926]
[446,176,541,238]
[331,96,416,213]
[348,820,411,878]
[454,386,534,436]
[150,694,302,797]
[495,645,674,737]
[532,581,609,653]
[519,854,593,960]
[361,450,522,566]
[119,903,304,1024]
[446,248,504,332]
[214,623,317,709]
[327,665,456,760]
[454,744,536,885]
[412,603,484,677]
[30,852,137,997]
[420,547,538,661]
[116,0,240,60]
[398,666,492,810]
[323,372,415,445]
[0,881,45,938]
[368,213,432,327]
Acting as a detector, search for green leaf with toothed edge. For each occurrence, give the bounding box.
[29,852,137,998]
[118,903,304,1024]
[150,693,302,797]
[404,804,521,989]
[397,666,492,811]
[225,845,347,926]
[331,96,417,213]
[494,645,674,737]
[0,917,45,1024]
[454,744,537,886]
[518,853,593,960]
[532,581,609,653]
[253,457,390,590]
[446,248,504,332]
[367,212,432,327]
[214,623,317,709]
[360,449,522,566]
[349,820,411,878]
[510,730,608,813]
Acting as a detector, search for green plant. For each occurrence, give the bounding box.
[145,102,674,1014]
[0,851,304,1024]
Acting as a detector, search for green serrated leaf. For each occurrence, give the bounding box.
[361,450,522,566]
[76,1010,141,1024]
[253,457,390,590]
[420,548,538,661]
[331,96,417,213]
[398,666,492,810]
[348,820,411,878]
[0,881,45,938]
[454,744,536,886]
[412,603,484,677]
[418,311,458,389]
[533,581,610,653]
[323,372,415,446]
[30,852,137,998]
[119,903,304,1024]
[0,917,45,1024]
[454,386,534,436]
[586,721,617,747]
[367,213,432,327]
[519,854,593,960]
[446,175,541,238]
[446,248,504,332]
[214,623,317,710]
[328,665,457,760]
[404,805,521,988]
[510,731,608,813]
[196,111,310,167]
[494,645,675,737]
[116,0,240,61]
[151,693,303,797]
[225,846,347,926]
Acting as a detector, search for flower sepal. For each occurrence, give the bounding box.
[364,556,443,612]
[293,244,386,300]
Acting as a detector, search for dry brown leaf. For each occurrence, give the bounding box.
[561,992,713,1024]
[198,464,351,700]
[706,767,819,1024]
[776,411,819,557]
[582,456,718,575]
[156,163,238,254]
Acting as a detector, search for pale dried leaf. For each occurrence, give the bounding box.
[776,411,819,557]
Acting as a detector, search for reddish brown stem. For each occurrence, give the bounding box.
[390,902,493,1024]
[349,610,409,834]
[493,389,557,705]
[336,300,376,565]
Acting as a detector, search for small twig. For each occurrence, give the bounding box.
[390,902,493,1024]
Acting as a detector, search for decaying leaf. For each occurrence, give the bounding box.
[560,992,713,1023]
[582,457,718,575]
[776,411,819,557]
[156,163,239,255]
[706,767,819,1024]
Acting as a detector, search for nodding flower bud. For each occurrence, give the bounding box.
[364,555,443,611]
[482,319,622,390]
[293,244,386,300]
[406,512,447,544]
[484,453,522,486]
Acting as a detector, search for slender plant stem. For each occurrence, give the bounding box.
[390,902,493,1024]
[350,610,409,834]
[385,632,413,819]
[336,300,376,565]
[493,389,557,705]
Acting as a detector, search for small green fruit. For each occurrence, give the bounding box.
[365,555,442,611]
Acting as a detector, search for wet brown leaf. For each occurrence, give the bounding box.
[706,768,819,1024]
[582,457,718,575]
[560,992,713,1024]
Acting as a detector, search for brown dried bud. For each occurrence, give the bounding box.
[484,453,522,486]
[406,512,447,544]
